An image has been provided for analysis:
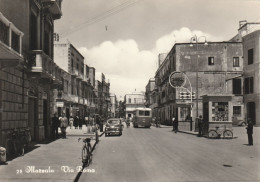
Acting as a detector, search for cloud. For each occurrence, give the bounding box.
[154,27,221,54]
[78,27,221,97]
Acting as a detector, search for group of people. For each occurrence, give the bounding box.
[51,113,68,139]
[51,113,85,139]
[68,115,83,129]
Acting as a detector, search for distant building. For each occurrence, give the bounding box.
[110,94,117,118]
[54,40,85,117]
[124,91,145,118]
[145,78,156,109]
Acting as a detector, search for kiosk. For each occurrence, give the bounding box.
[201,95,233,136]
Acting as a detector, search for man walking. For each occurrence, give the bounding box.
[197,115,203,137]
[52,113,60,139]
[60,113,68,139]
[246,118,254,145]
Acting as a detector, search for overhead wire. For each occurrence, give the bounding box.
[60,0,140,38]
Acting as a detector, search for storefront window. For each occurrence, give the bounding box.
[212,102,228,121]
[180,107,189,120]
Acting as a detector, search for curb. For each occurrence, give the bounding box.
[177,130,198,136]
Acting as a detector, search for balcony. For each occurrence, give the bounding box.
[0,12,24,68]
[42,0,62,20]
[51,64,62,88]
[29,50,53,80]
[71,69,78,77]
[84,98,88,106]
[77,72,84,80]
[70,95,79,104]
[79,97,84,105]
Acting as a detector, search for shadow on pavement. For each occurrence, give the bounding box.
[73,139,100,182]
[5,137,60,162]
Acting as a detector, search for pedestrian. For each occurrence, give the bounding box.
[152,117,156,126]
[173,117,178,133]
[197,115,203,137]
[60,113,68,139]
[52,113,60,139]
[100,116,104,132]
[156,117,161,128]
[246,118,254,145]
[79,116,83,130]
[172,117,175,131]
[69,116,74,129]
[74,115,79,129]
[96,115,100,130]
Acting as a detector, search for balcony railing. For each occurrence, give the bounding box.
[84,98,88,106]
[0,12,23,65]
[42,0,62,20]
[29,50,53,78]
[79,97,84,105]
[77,72,84,80]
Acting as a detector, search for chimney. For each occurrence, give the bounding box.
[239,20,247,28]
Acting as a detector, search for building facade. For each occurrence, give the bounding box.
[242,30,260,126]
[110,93,117,118]
[0,0,63,145]
[153,42,244,131]
[125,91,145,118]
[54,40,87,118]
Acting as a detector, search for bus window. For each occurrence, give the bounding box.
[145,111,150,116]
[139,111,144,116]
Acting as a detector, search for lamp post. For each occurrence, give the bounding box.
[190,35,207,119]
[169,71,193,130]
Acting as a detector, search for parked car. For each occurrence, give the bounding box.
[105,118,123,136]
[237,120,246,126]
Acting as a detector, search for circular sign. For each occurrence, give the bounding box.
[169,71,186,88]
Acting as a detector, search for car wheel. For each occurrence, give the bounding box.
[105,133,108,137]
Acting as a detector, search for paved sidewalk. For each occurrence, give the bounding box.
[0,125,104,182]
[153,124,260,142]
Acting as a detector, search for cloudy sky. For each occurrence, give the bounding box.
[55,0,260,99]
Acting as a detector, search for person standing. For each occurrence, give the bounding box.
[246,118,254,145]
[60,113,68,139]
[74,115,79,129]
[173,117,178,133]
[52,113,60,139]
[172,117,175,131]
[197,115,203,137]
[79,116,83,130]
[69,116,74,129]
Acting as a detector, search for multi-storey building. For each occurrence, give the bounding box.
[110,93,117,118]
[145,78,156,109]
[154,41,244,131]
[54,40,85,117]
[242,30,260,126]
[125,91,145,118]
[0,0,63,145]
[95,72,111,118]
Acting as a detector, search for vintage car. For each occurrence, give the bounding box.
[105,118,123,136]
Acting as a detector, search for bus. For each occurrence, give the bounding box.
[132,108,152,128]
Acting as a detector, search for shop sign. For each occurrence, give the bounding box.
[56,102,64,107]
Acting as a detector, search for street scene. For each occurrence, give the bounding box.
[0,0,260,181]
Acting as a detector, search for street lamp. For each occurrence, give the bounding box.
[189,35,208,119]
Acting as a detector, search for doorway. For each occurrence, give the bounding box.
[247,102,256,124]
[28,98,37,141]
[43,99,48,138]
